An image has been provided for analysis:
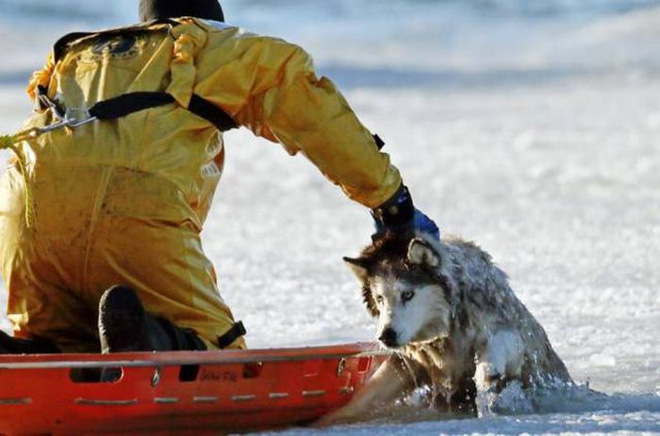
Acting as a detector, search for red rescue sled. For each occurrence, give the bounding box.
[0,342,387,435]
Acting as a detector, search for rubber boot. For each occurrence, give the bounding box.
[98,285,207,353]
[98,285,206,382]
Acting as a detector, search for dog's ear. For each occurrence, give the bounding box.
[344,257,379,317]
[343,256,371,283]
[407,237,441,269]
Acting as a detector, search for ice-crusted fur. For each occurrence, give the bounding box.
[341,231,573,416]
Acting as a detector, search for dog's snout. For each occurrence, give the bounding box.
[379,328,398,347]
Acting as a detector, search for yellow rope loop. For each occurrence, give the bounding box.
[173,34,196,64]
[1,131,37,229]
[166,23,207,107]
[27,53,55,101]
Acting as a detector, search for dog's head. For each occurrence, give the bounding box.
[344,232,458,349]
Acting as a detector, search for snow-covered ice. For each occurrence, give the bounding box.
[0,0,658,433]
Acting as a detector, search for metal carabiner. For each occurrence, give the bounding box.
[36,118,70,134]
[36,107,97,135]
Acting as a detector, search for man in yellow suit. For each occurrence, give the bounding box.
[0,0,438,354]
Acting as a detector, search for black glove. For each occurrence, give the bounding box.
[371,185,440,239]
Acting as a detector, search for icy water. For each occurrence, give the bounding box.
[0,0,659,434]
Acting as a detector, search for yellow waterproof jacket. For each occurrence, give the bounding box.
[0,18,401,351]
[25,18,401,221]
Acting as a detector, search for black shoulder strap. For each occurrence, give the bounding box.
[88,92,175,120]
[53,32,97,63]
[188,94,238,132]
[87,91,238,132]
[53,19,179,63]
[50,20,238,132]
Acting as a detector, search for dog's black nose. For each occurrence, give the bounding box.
[379,328,398,347]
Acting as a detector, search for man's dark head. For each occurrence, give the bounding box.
[139,0,225,22]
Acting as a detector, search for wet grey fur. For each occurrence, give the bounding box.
[345,231,573,414]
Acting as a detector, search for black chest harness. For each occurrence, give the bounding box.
[38,19,238,135]
[40,20,386,149]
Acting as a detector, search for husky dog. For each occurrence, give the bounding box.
[323,231,572,423]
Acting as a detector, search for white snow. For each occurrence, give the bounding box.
[0,0,659,433]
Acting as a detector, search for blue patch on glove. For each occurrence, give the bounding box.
[373,208,440,240]
[412,209,440,240]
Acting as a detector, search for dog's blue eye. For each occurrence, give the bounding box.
[401,290,415,302]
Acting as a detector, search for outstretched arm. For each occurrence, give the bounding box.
[196,30,401,208]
